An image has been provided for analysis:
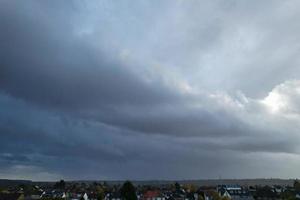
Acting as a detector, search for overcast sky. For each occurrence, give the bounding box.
[1,0,300,181]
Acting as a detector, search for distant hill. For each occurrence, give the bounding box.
[0,179,32,187]
[175,179,295,186]
[0,178,295,187]
[67,179,295,187]
[126,179,295,186]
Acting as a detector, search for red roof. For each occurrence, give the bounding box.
[143,190,161,198]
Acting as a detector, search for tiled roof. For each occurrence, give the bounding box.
[143,190,161,198]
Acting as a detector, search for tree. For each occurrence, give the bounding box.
[294,180,300,193]
[198,194,204,200]
[95,185,105,200]
[183,184,197,193]
[174,182,181,193]
[211,191,221,200]
[54,180,66,190]
[221,197,231,200]
[281,190,296,200]
[120,181,137,200]
[255,186,277,199]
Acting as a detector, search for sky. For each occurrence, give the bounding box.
[1,0,300,181]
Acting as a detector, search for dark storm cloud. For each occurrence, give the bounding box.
[0,94,136,163]
[0,1,180,112]
[1,91,299,180]
[1,0,300,180]
[96,104,247,137]
[0,0,250,139]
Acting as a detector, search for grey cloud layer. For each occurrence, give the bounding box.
[1,0,300,180]
[0,1,177,109]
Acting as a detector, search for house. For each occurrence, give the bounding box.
[218,187,231,199]
[24,189,43,200]
[40,190,52,199]
[68,192,88,200]
[197,186,217,200]
[105,192,121,200]
[218,185,254,200]
[184,191,198,200]
[272,186,284,194]
[82,193,88,200]
[142,190,165,200]
[87,192,99,200]
[40,190,66,199]
[24,194,41,200]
